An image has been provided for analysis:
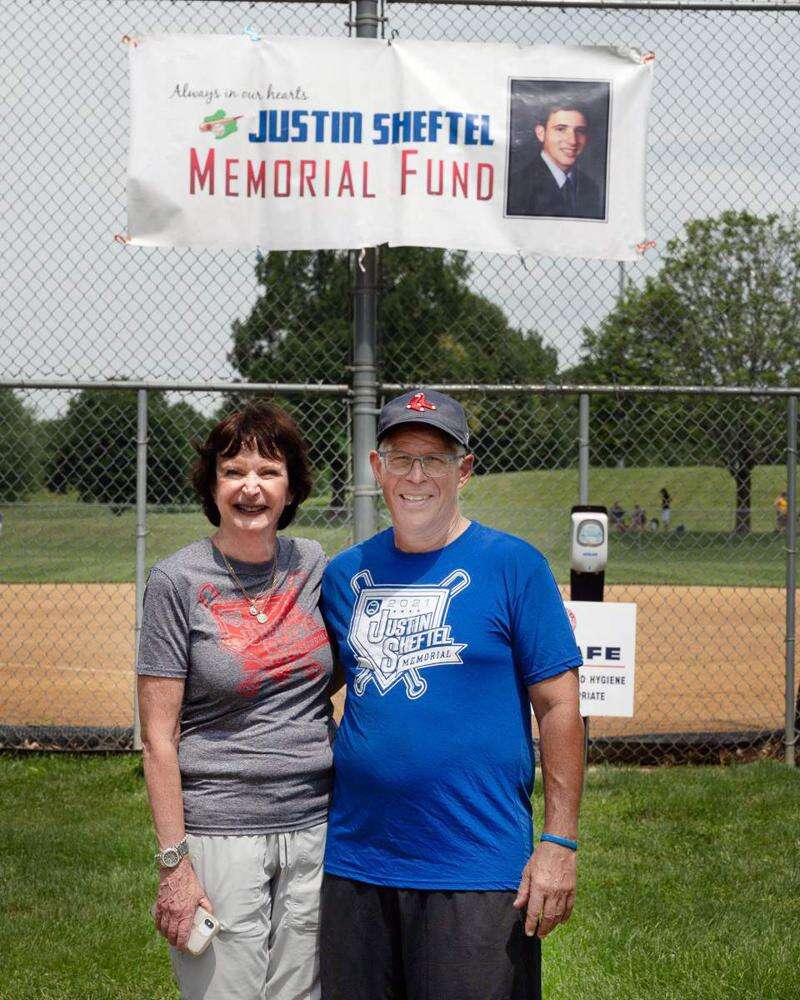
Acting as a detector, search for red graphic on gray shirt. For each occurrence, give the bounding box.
[198,576,329,697]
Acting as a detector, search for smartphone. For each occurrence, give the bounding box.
[150,904,220,956]
[187,906,220,955]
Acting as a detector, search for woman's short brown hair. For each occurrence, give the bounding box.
[192,402,312,530]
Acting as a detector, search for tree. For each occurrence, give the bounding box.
[0,389,38,501]
[229,248,561,498]
[579,211,800,532]
[46,389,207,511]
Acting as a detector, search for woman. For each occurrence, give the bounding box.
[137,402,333,1000]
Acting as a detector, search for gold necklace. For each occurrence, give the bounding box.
[214,541,279,624]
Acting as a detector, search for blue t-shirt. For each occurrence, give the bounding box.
[321,521,582,890]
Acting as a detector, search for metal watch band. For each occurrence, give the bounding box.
[155,837,189,869]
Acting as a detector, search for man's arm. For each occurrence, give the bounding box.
[513,667,584,938]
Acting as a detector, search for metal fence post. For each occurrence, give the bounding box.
[350,0,380,543]
[577,392,590,762]
[578,393,589,505]
[133,389,148,751]
[785,394,797,766]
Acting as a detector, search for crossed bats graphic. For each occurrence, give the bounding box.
[198,114,243,133]
[349,569,469,699]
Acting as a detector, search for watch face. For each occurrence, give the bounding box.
[162,848,180,867]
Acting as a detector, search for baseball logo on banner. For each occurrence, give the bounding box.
[126,36,653,260]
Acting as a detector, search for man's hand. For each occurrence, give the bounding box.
[513,841,577,938]
[154,858,213,951]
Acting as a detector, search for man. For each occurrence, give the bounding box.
[610,499,626,533]
[320,388,584,1000]
[507,101,604,219]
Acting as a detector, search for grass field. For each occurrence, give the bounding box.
[1,755,798,1000]
[0,464,791,586]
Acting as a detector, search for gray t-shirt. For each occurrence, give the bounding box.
[137,536,333,835]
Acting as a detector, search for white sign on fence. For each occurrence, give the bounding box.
[564,601,637,717]
[127,35,653,260]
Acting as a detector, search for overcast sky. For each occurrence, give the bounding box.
[3,0,799,417]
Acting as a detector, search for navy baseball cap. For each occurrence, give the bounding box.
[377,388,470,449]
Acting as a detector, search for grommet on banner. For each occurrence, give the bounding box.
[357,248,366,273]
[121,35,139,48]
[635,240,657,254]
[114,233,132,245]
[243,27,261,43]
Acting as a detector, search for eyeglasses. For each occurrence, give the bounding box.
[377,450,464,479]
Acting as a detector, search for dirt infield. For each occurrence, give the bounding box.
[0,584,791,738]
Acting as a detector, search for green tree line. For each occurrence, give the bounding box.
[571,211,799,533]
[0,388,211,513]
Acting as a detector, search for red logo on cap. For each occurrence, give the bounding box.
[406,392,437,413]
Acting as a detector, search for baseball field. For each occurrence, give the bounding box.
[0,582,788,739]
[1,466,798,1000]
[0,463,794,739]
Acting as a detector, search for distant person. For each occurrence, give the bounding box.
[610,500,626,533]
[631,504,646,532]
[775,491,788,532]
[507,100,603,219]
[138,402,332,1000]
[660,488,672,530]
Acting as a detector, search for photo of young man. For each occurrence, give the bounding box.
[506,80,610,221]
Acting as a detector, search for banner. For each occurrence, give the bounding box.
[127,36,653,260]
[564,601,637,717]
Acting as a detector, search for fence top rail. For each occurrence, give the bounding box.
[5,379,800,399]
[380,382,800,398]
[1,379,350,395]
[392,0,800,8]
[257,0,800,11]
[260,0,800,9]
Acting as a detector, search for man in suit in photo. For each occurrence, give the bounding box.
[507,101,604,220]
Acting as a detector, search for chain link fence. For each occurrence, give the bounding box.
[0,385,353,749]
[2,382,796,761]
[2,0,799,760]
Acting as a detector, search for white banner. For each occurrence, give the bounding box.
[564,601,637,717]
[127,36,653,261]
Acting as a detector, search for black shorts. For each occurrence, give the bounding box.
[320,873,542,1000]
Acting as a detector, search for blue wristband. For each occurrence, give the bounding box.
[539,833,578,851]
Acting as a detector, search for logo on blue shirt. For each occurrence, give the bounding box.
[347,569,470,700]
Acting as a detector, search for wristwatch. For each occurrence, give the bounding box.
[155,837,189,869]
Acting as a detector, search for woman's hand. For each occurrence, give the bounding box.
[154,858,214,951]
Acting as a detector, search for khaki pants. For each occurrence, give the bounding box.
[170,824,326,1000]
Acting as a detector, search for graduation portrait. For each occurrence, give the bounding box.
[505,79,610,221]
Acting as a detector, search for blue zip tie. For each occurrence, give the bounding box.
[243,27,261,42]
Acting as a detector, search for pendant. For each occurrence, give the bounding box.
[249,605,258,617]
[256,613,268,624]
